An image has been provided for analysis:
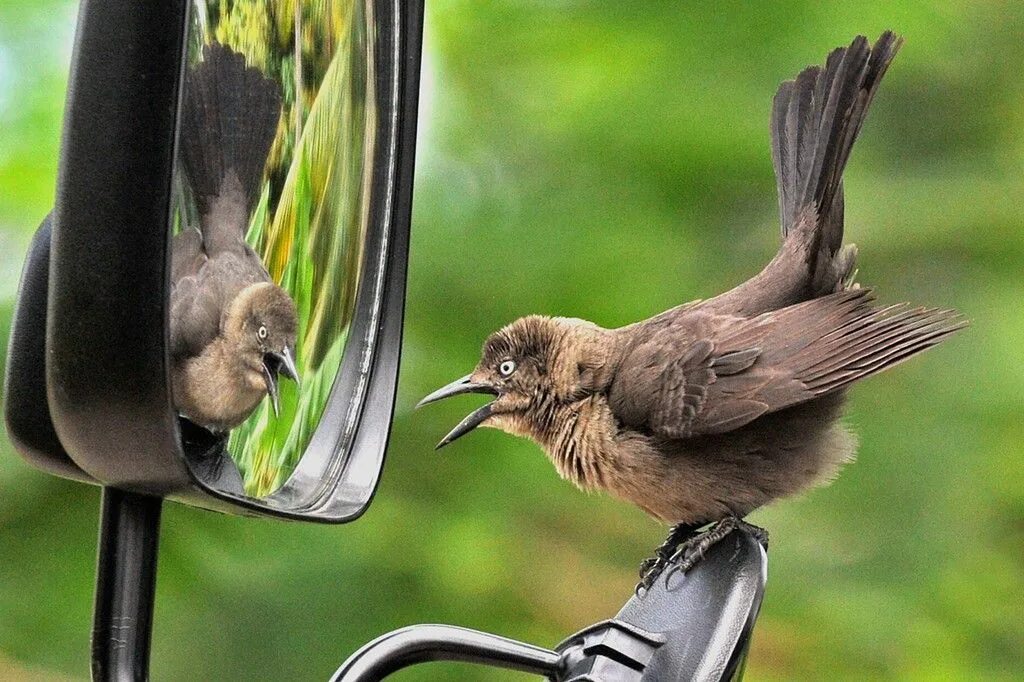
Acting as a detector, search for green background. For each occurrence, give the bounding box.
[1,1,1021,679]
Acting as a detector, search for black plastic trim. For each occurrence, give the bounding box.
[47,0,193,495]
[4,215,94,483]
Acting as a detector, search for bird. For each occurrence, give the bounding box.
[417,32,965,587]
[170,43,300,433]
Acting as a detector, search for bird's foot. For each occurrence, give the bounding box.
[661,517,768,586]
[636,522,699,594]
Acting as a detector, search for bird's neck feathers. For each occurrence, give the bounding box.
[203,335,265,391]
[535,395,618,491]
[506,319,621,490]
[543,318,618,401]
[222,283,273,340]
[219,283,272,380]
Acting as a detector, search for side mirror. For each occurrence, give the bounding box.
[6,0,424,521]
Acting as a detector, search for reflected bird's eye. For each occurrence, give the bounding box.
[499,360,516,376]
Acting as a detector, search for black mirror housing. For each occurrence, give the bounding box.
[4,215,95,484]
[6,0,424,522]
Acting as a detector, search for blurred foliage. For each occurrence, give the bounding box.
[1,1,1023,680]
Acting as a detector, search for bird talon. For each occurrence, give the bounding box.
[663,563,679,588]
[636,555,670,594]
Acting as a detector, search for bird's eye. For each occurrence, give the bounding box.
[499,360,516,377]
[258,325,268,340]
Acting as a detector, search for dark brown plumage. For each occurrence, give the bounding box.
[419,32,965,580]
[170,43,299,433]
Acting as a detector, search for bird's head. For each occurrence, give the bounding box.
[225,282,300,416]
[418,315,611,448]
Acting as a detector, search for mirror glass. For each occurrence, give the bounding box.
[171,0,375,497]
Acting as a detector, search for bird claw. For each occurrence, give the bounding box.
[636,555,672,594]
[635,522,699,594]
[635,558,667,595]
[635,517,769,594]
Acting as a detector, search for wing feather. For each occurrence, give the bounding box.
[609,288,964,440]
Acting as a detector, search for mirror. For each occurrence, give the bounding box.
[172,0,375,497]
[20,0,419,521]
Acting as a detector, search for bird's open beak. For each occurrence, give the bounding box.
[416,374,499,449]
[261,363,281,417]
[262,347,300,418]
[271,346,300,385]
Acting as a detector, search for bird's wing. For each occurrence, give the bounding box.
[171,226,205,283]
[169,248,269,360]
[170,275,219,360]
[170,227,212,359]
[608,288,963,439]
[170,266,224,360]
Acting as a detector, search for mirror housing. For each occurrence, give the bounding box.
[5,0,424,522]
[4,215,94,484]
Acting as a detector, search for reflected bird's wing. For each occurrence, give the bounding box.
[170,250,268,361]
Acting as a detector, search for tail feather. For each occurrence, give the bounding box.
[785,291,966,396]
[180,43,281,227]
[771,31,902,293]
[706,33,901,318]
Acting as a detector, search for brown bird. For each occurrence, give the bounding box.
[418,32,965,585]
[170,43,299,433]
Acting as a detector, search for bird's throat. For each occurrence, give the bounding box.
[173,337,268,431]
[536,396,616,492]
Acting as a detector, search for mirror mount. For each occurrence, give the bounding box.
[331,527,767,681]
[330,626,562,681]
[91,488,163,682]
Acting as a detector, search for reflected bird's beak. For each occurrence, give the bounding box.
[272,346,300,385]
[416,374,499,449]
[262,347,300,418]
[261,362,281,417]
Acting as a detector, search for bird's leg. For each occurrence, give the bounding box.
[636,522,700,593]
[663,516,769,585]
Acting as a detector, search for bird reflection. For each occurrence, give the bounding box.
[170,43,300,433]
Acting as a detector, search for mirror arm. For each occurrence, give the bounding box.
[91,488,163,682]
[330,527,765,681]
[329,625,562,681]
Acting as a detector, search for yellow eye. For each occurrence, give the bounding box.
[499,360,516,376]
[258,325,268,340]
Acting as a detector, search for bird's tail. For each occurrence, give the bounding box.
[771,31,902,296]
[179,42,281,224]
